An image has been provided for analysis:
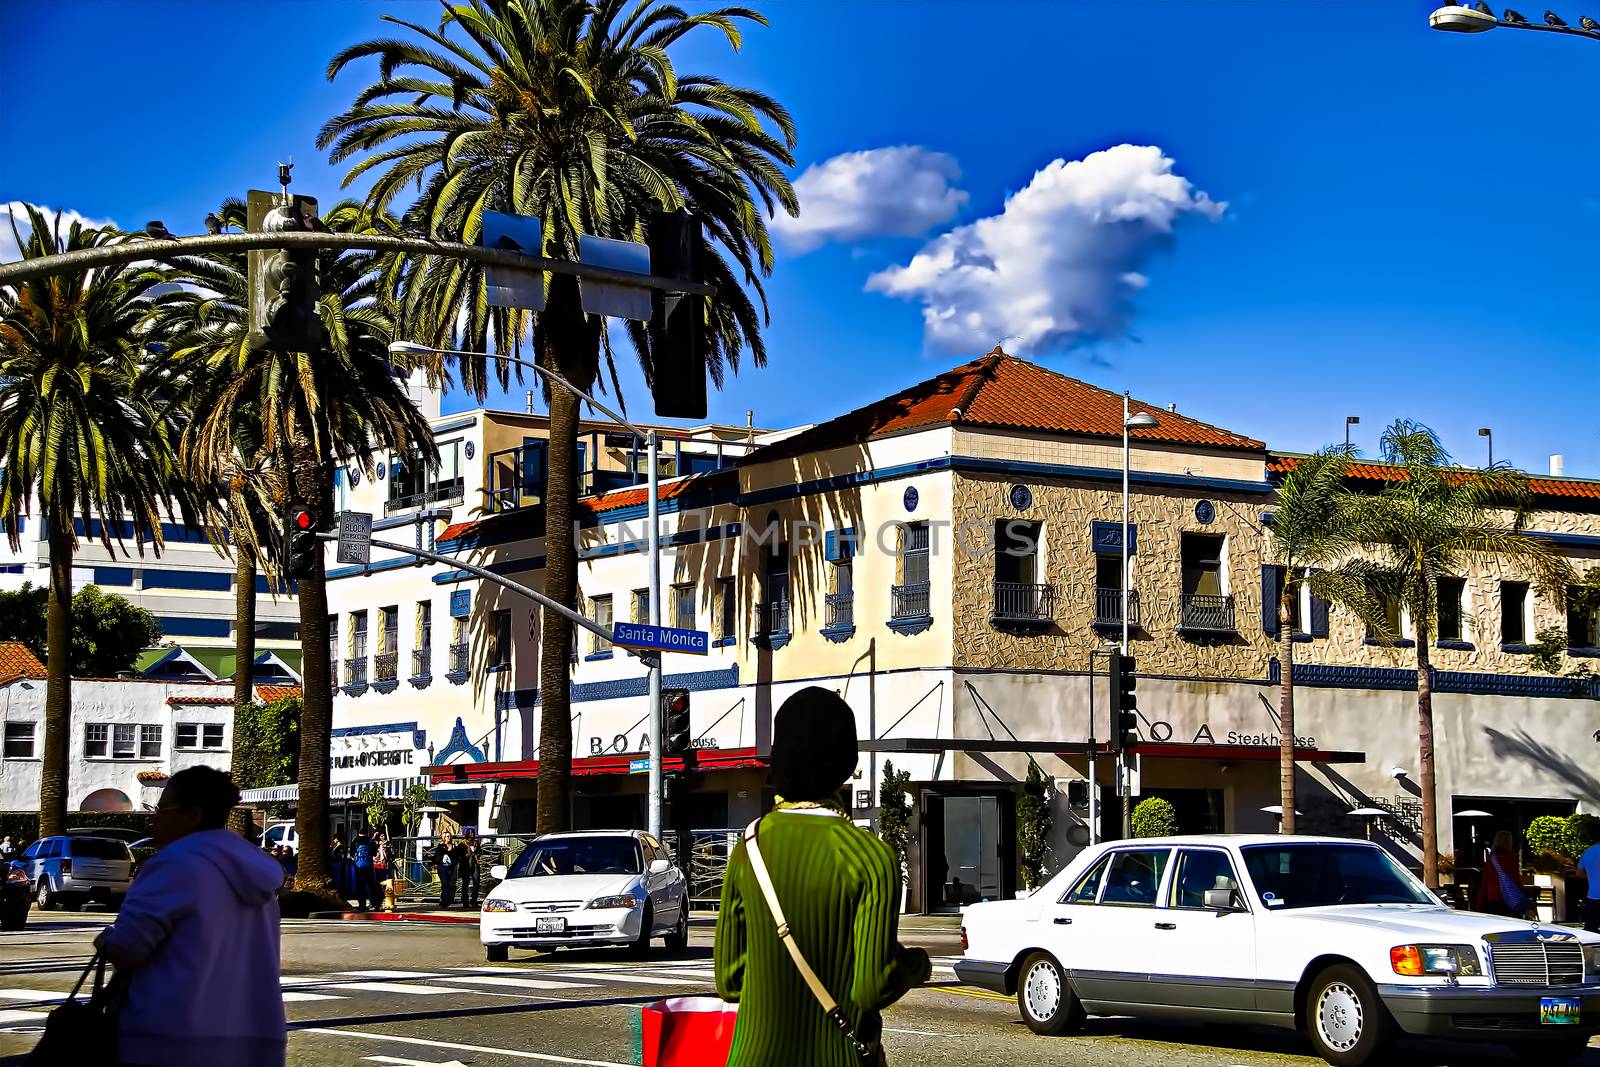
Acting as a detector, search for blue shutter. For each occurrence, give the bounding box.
[450,590,471,618]
[1262,565,1281,637]
[824,529,837,561]
[824,528,856,562]
[1309,569,1330,637]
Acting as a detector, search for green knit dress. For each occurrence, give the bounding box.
[714,809,931,1067]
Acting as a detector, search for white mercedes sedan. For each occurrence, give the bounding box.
[956,835,1599,1066]
[480,830,689,962]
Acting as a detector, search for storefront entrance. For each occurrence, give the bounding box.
[920,788,1014,912]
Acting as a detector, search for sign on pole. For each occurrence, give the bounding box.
[336,511,373,565]
[610,621,709,656]
[482,211,545,311]
[1117,752,1142,798]
[629,758,652,774]
[578,234,651,321]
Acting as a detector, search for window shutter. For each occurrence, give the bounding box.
[1309,570,1330,637]
[1262,565,1281,637]
[825,529,838,562]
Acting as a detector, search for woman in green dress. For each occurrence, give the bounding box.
[715,687,931,1066]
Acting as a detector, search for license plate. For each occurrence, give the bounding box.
[1540,997,1581,1026]
[535,916,566,935]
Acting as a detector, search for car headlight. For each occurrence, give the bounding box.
[1584,943,1600,977]
[4,868,27,885]
[1390,944,1482,977]
[481,899,518,913]
[587,894,640,910]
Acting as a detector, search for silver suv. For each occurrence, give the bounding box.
[19,835,133,910]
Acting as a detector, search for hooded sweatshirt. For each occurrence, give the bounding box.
[100,828,287,1067]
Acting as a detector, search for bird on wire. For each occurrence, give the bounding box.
[204,213,223,235]
[1475,0,1495,12]
[144,220,175,240]
[1503,7,1529,21]
[1544,9,1568,25]
[1580,14,1599,29]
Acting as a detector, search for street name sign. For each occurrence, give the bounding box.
[336,511,373,565]
[629,758,652,774]
[611,621,709,656]
[482,211,545,311]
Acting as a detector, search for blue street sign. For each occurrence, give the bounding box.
[629,758,652,773]
[611,620,710,656]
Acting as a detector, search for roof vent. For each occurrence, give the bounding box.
[1550,454,1565,477]
[1167,402,1177,412]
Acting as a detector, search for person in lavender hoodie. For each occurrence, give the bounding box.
[96,766,286,1067]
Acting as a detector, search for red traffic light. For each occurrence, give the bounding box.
[292,507,314,530]
[669,693,689,713]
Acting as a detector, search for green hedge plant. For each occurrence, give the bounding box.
[1131,797,1178,839]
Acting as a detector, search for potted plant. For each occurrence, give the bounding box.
[1525,816,1581,921]
[1131,797,1178,839]
[1016,763,1053,896]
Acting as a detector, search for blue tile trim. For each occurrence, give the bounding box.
[1567,647,1600,658]
[887,615,934,636]
[486,663,510,674]
[1291,634,1314,643]
[1268,658,1600,699]
[494,689,539,712]
[435,716,488,764]
[584,650,614,661]
[736,458,952,508]
[408,674,432,688]
[712,636,737,648]
[433,558,546,584]
[332,721,419,738]
[569,664,739,704]
[445,670,469,685]
[1365,638,1416,648]
[1501,643,1536,654]
[820,625,856,643]
[752,631,792,651]
[342,683,370,697]
[954,456,1273,496]
[328,555,429,582]
[1527,531,1600,550]
[577,523,743,562]
[372,679,399,694]
[1436,640,1475,651]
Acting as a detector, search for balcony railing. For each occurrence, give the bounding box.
[344,658,369,688]
[329,663,338,689]
[448,642,470,675]
[1092,587,1141,630]
[385,479,465,515]
[825,592,854,629]
[374,651,398,683]
[412,647,431,677]
[1180,593,1237,633]
[760,598,791,635]
[890,582,931,620]
[993,581,1055,623]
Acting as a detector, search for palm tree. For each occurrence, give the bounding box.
[164,200,437,898]
[319,0,798,832]
[1265,447,1383,835]
[1345,421,1573,887]
[0,207,176,836]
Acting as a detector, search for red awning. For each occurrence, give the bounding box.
[427,747,767,784]
[1128,742,1364,764]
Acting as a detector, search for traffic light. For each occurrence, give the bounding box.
[281,503,320,581]
[1109,650,1140,754]
[646,210,707,420]
[249,192,325,353]
[662,687,691,757]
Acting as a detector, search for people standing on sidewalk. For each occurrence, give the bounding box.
[0,835,14,858]
[329,833,349,904]
[94,766,286,1067]
[461,828,482,909]
[351,830,376,911]
[372,832,392,910]
[431,833,466,909]
[1473,830,1532,917]
[715,687,931,1067]
[1579,835,1600,933]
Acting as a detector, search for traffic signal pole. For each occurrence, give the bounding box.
[646,428,664,841]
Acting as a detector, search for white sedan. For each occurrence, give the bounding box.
[480,830,689,962]
[955,835,1600,1066]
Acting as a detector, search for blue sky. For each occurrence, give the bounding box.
[3,1,1596,475]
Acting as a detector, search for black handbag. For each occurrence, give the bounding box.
[28,952,122,1066]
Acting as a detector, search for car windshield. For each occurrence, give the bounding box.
[70,838,131,860]
[508,837,641,878]
[1241,843,1433,909]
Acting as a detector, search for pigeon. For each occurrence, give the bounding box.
[144,220,174,240]
[204,212,223,235]
[1502,6,1529,21]
[1545,9,1568,24]
[1581,14,1599,29]
[1475,0,1495,12]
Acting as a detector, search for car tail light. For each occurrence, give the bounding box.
[60,858,72,876]
[960,925,968,952]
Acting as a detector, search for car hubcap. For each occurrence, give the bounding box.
[1024,962,1061,1021]
[1317,982,1364,1052]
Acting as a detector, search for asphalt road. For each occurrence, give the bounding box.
[0,912,1595,1066]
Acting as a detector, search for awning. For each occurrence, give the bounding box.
[856,737,1364,764]
[427,747,768,784]
[238,775,482,805]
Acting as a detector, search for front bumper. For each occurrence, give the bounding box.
[481,906,643,948]
[1379,982,1600,1040]
[953,959,1012,995]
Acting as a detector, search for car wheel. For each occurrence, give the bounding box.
[485,944,509,963]
[1304,964,1394,1067]
[664,902,689,952]
[36,879,58,911]
[1016,951,1084,1036]
[1508,1037,1591,1065]
[629,905,654,958]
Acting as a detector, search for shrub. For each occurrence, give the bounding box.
[1016,762,1053,890]
[1568,813,1600,850]
[876,761,913,878]
[1526,815,1582,862]
[1131,797,1178,839]
[0,810,156,844]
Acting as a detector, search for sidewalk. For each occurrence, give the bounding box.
[304,904,481,923]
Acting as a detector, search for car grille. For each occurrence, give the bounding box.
[1489,941,1584,986]
[518,901,582,914]
[505,924,612,938]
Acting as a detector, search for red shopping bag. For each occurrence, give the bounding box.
[640,996,739,1067]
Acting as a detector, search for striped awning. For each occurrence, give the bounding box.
[239,775,429,805]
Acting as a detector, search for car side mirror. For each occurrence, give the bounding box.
[1203,888,1238,911]
[489,864,508,882]
[648,858,673,875]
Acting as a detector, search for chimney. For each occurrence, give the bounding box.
[526,390,535,415]
[746,409,755,444]
[1550,454,1565,477]
[1167,402,1177,413]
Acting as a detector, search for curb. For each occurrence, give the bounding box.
[305,910,481,924]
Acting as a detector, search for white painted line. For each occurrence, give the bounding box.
[325,982,476,996]
[0,989,69,1004]
[537,970,702,986]
[0,1009,49,1024]
[281,990,345,1003]
[299,1026,636,1066]
[336,970,453,980]
[445,975,595,991]
[884,1026,948,1036]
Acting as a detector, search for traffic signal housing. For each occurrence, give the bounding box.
[662,687,691,757]
[646,210,707,420]
[248,191,325,353]
[281,503,321,581]
[1109,650,1139,754]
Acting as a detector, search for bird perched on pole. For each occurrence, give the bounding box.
[204,213,223,235]
[144,220,175,240]
[1475,0,1496,12]
[1503,7,1529,21]
[1544,9,1568,25]
[1580,14,1599,29]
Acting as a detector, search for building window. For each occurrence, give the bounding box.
[492,609,512,669]
[891,522,929,621]
[1437,577,1466,642]
[673,585,695,631]
[1568,584,1599,649]
[177,723,197,749]
[632,589,650,625]
[380,606,398,654]
[1500,581,1529,644]
[143,569,232,592]
[827,556,854,630]
[3,722,36,759]
[591,595,613,653]
[203,723,224,749]
[112,723,136,759]
[449,617,470,675]
[139,724,161,760]
[993,520,1050,622]
[1179,533,1234,633]
[159,616,232,639]
[763,538,791,634]
[350,611,369,659]
[85,723,109,758]
[715,578,736,643]
[414,601,433,676]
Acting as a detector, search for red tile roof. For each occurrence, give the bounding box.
[747,348,1263,462]
[1268,454,1600,501]
[0,642,46,679]
[439,469,735,545]
[256,684,302,704]
[165,695,235,706]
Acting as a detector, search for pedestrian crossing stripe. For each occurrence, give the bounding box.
[0,1008,49,1025]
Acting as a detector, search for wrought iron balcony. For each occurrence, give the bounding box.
[1180,593,1237,634]
[344,658,369,689]
[448,642,470,675]
[412,647,431,677]
[1092,587,1141,630]
[374,651,398,683]
[329,664,338,689]
[761,598,791,635]
[386,479,465,515]
[993,582,1055,624]
[890,582,931,621]
[825,591,854,629]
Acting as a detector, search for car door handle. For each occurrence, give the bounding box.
[1053,917,1072,925]
[1154,922,1177,930]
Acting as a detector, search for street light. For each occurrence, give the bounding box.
[1119,399,1159,832]
[1478,426,1493,467]
[1345,416,1360,449]
[1429,4,1600,39]
[387,339,669,841]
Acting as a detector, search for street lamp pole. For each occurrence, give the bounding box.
[1121,396,1159,838]
[389,341,667,839]
[1429,4,1600,40]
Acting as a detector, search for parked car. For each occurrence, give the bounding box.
[64,826,146,844]
[262,822,298,854]
[17,835,134,911]
[480,830,689,962]
[128,837,158,878]
[956,835,1600,1067]
[2,860,30,930]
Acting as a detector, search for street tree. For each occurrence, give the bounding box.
[0,206,176,836]
[0,582,160,676]
[319,0,798,832]
[1345,421,1572,887]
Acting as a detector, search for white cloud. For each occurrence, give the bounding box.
[1,202,120,263]
[866,144,1224,354]
[772,146,968,253]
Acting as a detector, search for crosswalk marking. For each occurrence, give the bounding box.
[447,975,592,991]
[536,970,705,986]
[326,981,479,996]
[336,969,453,980]
[0,989,68,1005]
[281,990,345,1003]
[0,1008,49,1025]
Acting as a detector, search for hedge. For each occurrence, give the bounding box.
[0,810,156,845]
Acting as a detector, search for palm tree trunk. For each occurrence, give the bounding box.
[1278,592,1297,836]
[535,382,578,834]
[1415,628,1439,889]
[39,517,73,837]
[228,541,257,836]
[292,460,339,902]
